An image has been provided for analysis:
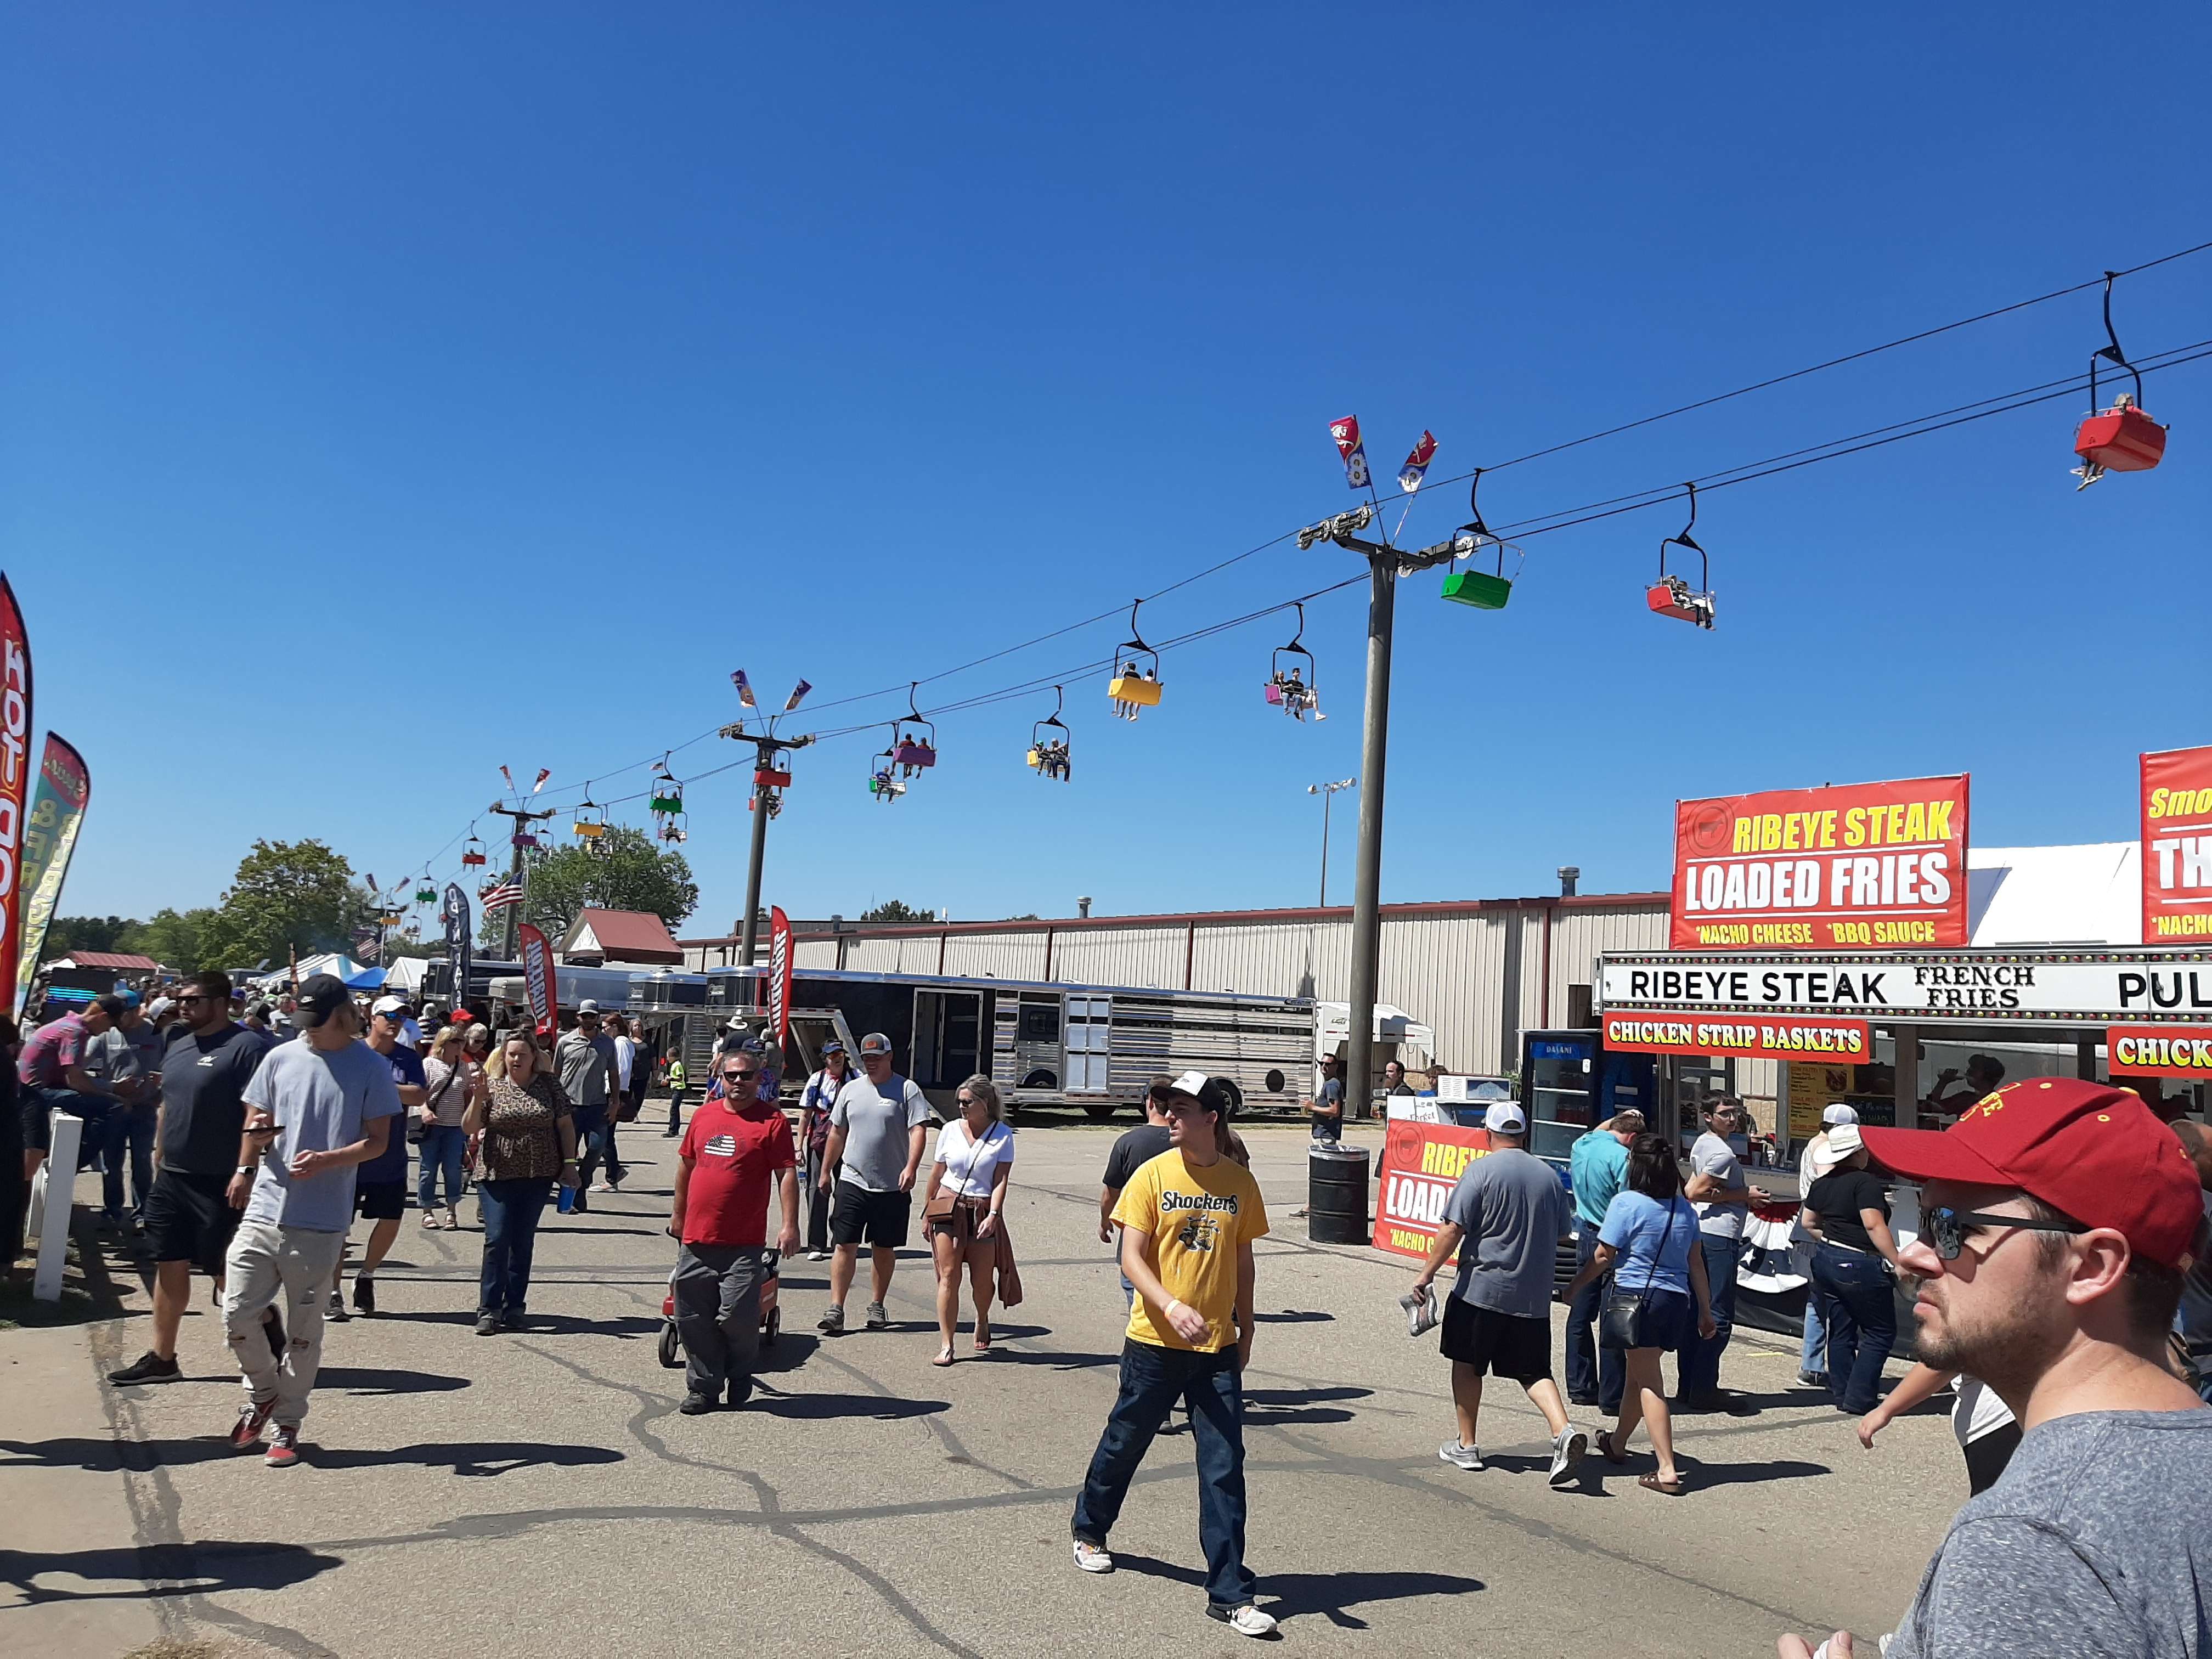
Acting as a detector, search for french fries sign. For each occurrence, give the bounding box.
[1671,776,1970,952]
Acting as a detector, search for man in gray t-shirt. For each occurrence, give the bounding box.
[1677,1097,1756,1407]
[555,1002,624,1204]
[1408,1101,1584,1485]
[816,1032,933,1337]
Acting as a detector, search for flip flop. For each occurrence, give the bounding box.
[932,1345,956,1368]
[1595,1429,1628,1465]
[1639,1471,1687,1497]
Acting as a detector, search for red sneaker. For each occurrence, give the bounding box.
[229,1397,276,1449]
[264,1424,302,1468]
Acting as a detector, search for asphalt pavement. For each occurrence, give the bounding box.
[1,1117,1962,1658]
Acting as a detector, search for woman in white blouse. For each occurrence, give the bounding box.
[923,1074,1014,1366]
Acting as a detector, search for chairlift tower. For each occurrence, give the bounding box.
[1296,505,1459,1115]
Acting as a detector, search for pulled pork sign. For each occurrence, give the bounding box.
[1671,775,1969,951]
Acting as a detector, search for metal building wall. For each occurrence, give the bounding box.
[1190,922,1339,1002]
[942,930,1046,979]
[1048,925,1189,989]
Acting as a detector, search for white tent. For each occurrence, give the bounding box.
[381,956,431,995]
[250,952,386,992]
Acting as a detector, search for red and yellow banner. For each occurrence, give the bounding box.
[1604,1012,1870,1060]
[1671,775,1969,951]
[2141,747,2212,943]
[0,576,32,1006]
[2108,1025,2212,1076]
[517,922,557,1037]
[1373,1119,1493,1261]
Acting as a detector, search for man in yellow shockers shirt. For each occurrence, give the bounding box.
[1070,1071,1276,1639]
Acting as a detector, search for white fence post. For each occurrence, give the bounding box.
[31,1111,83,1302]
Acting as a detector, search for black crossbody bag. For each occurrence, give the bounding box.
[1600,1199,1677,1351]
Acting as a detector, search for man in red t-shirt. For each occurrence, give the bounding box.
[667,1049,800,1414]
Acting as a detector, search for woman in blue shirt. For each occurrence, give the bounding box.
[1564,1133,1715,1494]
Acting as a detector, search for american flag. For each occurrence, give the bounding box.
[479,881,525,913]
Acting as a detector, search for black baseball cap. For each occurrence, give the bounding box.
[297,974,351,1028]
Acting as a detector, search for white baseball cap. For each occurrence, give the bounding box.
[1484,1101,1528,1135]
[1821,1103,1860,1127]
[1167,1069,1210,1100]
[371,995,408,1017]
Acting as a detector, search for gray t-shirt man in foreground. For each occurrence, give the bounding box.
[817,1032,932,1335]
[1410,1101,1584,1486]
[220,974,402,1469]
[1778,1079,2212,1659]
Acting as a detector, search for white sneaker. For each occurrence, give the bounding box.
[1209,1603,1279,1638]
[1548,1426,1588,1487]
[1438,1440,1483,1471]
[1072,1539,1113,1573]
[806,1249,830,1261]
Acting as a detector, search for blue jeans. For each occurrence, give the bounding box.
[1800,1284,1827,1375]
[1811,1242,1895,1414]
[1074,1340,1254,1611]
[478,1177,552,1314]
[1676,1233,1739,1398]
[571,1109,611,1202]
[417,1125,467,1211]
[1565,1227,1626,1413]
[113,1104,157,1224]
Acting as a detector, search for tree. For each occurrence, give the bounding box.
[133,907,220,973]
[198,840,368,970]
[860,899,932,923]
[479,826,698,949]
[40,915,143,960]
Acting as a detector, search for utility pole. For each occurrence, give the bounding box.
[1307,778,1356,906]
[1298,506,1458,1118]
[720,726,815,967]
[488,802,556,960]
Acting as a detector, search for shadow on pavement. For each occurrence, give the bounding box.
[1669,1456,1830,1489]
[314,1367,472,1396]
[1112,1554,1485,1629]
[0,1539,340,1601]
[1244,1386,1370,1407]
[976,1347,1121,1371]
[755,1333,821,1373]
[1252,1310,1334,1324]
[531,1226,670,1239]
[394,1310,660,1339]
[0,1436,232,1471]
[749,1391,950,1421]
[308,1440,626,1475]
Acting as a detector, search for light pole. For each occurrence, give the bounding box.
[1307,778,1356,906]
[1298,505,1459,1118]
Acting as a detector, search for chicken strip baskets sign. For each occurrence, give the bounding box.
[1670,775,1970,951]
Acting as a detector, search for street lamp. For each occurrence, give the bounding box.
[1307,779,1356,906]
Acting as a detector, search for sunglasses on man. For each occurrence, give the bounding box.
[1923,1204,2087,1262]
[722,1068,759,1084]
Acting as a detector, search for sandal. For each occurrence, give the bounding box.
[420,1212,441,1229]
[1595,1429,1628,1465]
[973,1323,991,1355]
[1639,1471,1688,1497]
[931,1345,956,1368]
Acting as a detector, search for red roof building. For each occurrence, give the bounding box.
[54,951,163,973]
[557,909,684,966]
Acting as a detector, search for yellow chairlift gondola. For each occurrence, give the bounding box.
[574,786,611,851]
[1026,685,1073,781]
[1107,600,1163,720]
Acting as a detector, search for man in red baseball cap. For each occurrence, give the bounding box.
[1780,1077,2212,1659]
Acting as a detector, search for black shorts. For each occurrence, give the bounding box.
[354,1180,408,1221]
[831,1180,911,1249]
[1440,1297,1555,1384]
[144,1169,242,1274]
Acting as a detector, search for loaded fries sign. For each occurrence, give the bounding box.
[1671,775,1969,951]
[1373,1118,1492,1261]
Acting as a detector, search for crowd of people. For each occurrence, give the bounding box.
[9,979,2212,1647]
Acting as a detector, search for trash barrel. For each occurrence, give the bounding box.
[1307,1146,1371,1245]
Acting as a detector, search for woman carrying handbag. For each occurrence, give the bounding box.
[922,1075,1015,1366]
[1564,1133,1716,1495]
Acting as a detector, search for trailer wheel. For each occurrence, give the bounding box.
[1082,1103,1119,1122]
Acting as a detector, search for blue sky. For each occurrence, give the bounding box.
[6,6,2209,939]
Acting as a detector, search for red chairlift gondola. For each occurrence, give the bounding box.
[2073,271,2169,488]
[1646,482,1716,630]
[461,834,488,868]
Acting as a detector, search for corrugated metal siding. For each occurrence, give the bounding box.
[1190,923,1337,1001]
[1548,905,1667,1018]
[1376,913,1508,1076]
[1049,925,1188,989]
[795,940,840,972]
[942,930,1046,979]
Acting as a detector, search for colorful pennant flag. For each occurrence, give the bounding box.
[731,669,757,709]
[1329,416,1370,490]
[1398,430,1437,493]
[783,679,812,713]
[531,768,550,793]
[500,765,515,793]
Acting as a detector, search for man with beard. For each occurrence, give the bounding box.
[1778,1079,2211,1659]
